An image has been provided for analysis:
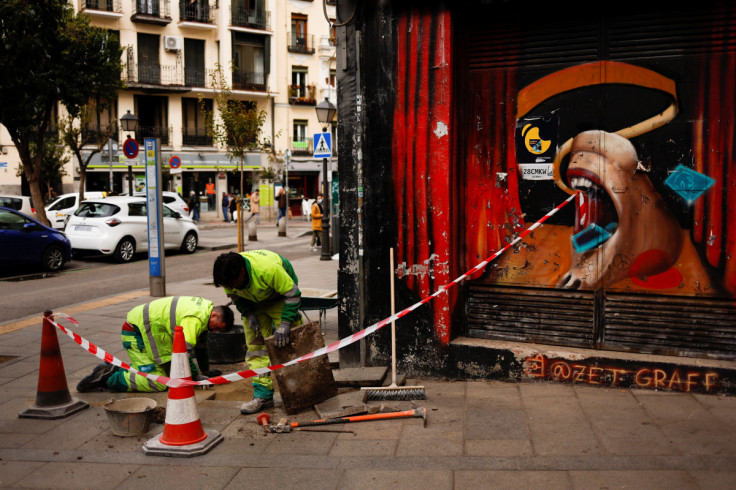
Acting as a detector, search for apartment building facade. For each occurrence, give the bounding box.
[0,0,337,217]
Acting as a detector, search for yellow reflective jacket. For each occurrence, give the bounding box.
[224,250,301,326]
[125,296,212,366]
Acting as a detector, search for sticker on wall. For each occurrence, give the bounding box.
[515,116,559,164]
[664,164,716,204]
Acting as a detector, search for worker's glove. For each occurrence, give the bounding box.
[205,369,222,377]
[247,313,261,336]
[274,322,291,348]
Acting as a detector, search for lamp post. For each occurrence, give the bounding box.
[120,110,138,195]
[315,97,337,261]
[284,148,291,237]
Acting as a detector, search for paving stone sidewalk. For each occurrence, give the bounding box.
[1,242,736,488]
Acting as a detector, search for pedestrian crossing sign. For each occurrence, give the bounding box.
[313,132,332,158]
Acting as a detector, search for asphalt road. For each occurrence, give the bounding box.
[0,237,312,325]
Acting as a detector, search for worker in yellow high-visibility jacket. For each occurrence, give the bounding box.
[213,250,302,414]
[76,296,233,393]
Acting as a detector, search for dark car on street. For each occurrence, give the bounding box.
[0,206,72,272]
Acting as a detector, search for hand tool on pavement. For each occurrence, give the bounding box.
[256,412,271,433]
[270,407,427,432]
[362,249,426,402]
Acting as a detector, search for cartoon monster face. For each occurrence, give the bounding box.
[558,130,685,289]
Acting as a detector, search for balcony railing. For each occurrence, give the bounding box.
[288,33,315,54]
[182,127,213,146]
[135,126,170,145]
[184,67,215,87]
[232,8,270,30]
[125,61,184,86]
[179,0,215,24]
[83,123,118,146]
[81,0,122,13]
[232,70,267,91]
[289,137,313,156]
[131,0,171,24]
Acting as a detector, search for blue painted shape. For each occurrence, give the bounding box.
[664,165,715,204]
[571,224,612,253]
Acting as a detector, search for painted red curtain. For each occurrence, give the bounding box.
[693,15,736,295]
[462,69,523,278]
[393,7,454,344]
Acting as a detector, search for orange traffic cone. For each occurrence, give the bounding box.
[19,311,88,419]
[142,325,223,457]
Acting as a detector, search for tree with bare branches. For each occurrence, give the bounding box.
[200,63,270,250]
[59,102,119,207]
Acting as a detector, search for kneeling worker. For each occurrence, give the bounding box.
[77,296,234,393]
[213,251,302,414]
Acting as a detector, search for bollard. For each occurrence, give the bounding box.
[248,219,258,241]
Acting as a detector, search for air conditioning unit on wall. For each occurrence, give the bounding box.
[164,36,182,51]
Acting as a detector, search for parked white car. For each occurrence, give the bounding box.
[0,194,36,217]
[65,196,199,262]
[122,191,189,217]
[44,192,107,230]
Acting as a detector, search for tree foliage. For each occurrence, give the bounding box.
[0,0,123,224]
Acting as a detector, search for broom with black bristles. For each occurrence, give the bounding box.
[361,248,426,402]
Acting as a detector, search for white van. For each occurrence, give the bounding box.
[0,194,36,216]
[44,192,106,229]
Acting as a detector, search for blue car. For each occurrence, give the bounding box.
[0,206,72,272]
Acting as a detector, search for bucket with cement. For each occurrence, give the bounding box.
[104,398,157,437]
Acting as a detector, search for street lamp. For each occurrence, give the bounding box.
[120,110,138,195]
[315,97,336,261]
[284,148,291,238]
[120,110,139,135]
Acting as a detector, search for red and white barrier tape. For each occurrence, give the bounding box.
[49,193,577,389]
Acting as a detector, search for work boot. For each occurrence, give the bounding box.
[240,397,274,414]
[76,362,117,393]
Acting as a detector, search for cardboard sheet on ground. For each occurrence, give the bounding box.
[265,321,337,414]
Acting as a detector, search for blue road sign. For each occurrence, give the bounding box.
[144,138,162,278]
[123,138,139,159]
[313,132,332,158]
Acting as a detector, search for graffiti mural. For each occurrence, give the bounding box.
[466,57,734,298]
[523,353,727,394]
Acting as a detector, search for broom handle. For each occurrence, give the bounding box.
[390,247,397,386]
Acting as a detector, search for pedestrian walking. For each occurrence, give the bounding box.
[245,189,260,224]
[310,194,323,251]
[188,190,200,222]
[229,193,238,222]
[221,192,230,222]
[277,187,287,225]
